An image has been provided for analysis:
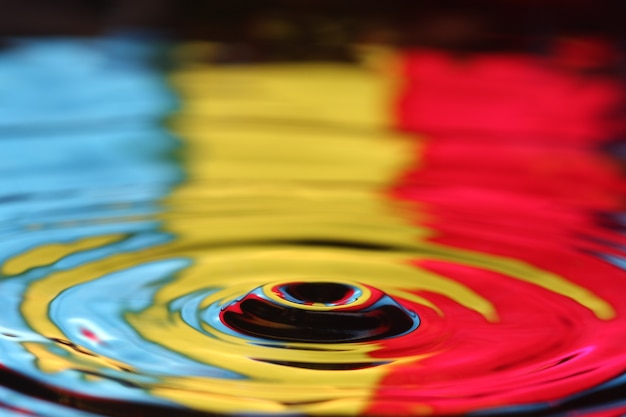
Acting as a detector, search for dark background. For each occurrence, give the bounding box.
[1,0,624,53]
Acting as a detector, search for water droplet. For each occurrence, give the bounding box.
[220,282,419,343]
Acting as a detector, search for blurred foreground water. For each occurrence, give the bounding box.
[1,35,626,416]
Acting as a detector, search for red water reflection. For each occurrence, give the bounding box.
[396,47,624,145]
[368,47,626,415]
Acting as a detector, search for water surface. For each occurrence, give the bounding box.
[1,36,626,416]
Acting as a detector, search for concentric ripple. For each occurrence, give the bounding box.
[1,36,626,417]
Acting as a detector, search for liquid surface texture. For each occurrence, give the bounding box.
[1,36,626,416]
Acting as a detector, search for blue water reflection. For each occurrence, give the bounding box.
[0,35,184,414]
[0,35,174,127]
